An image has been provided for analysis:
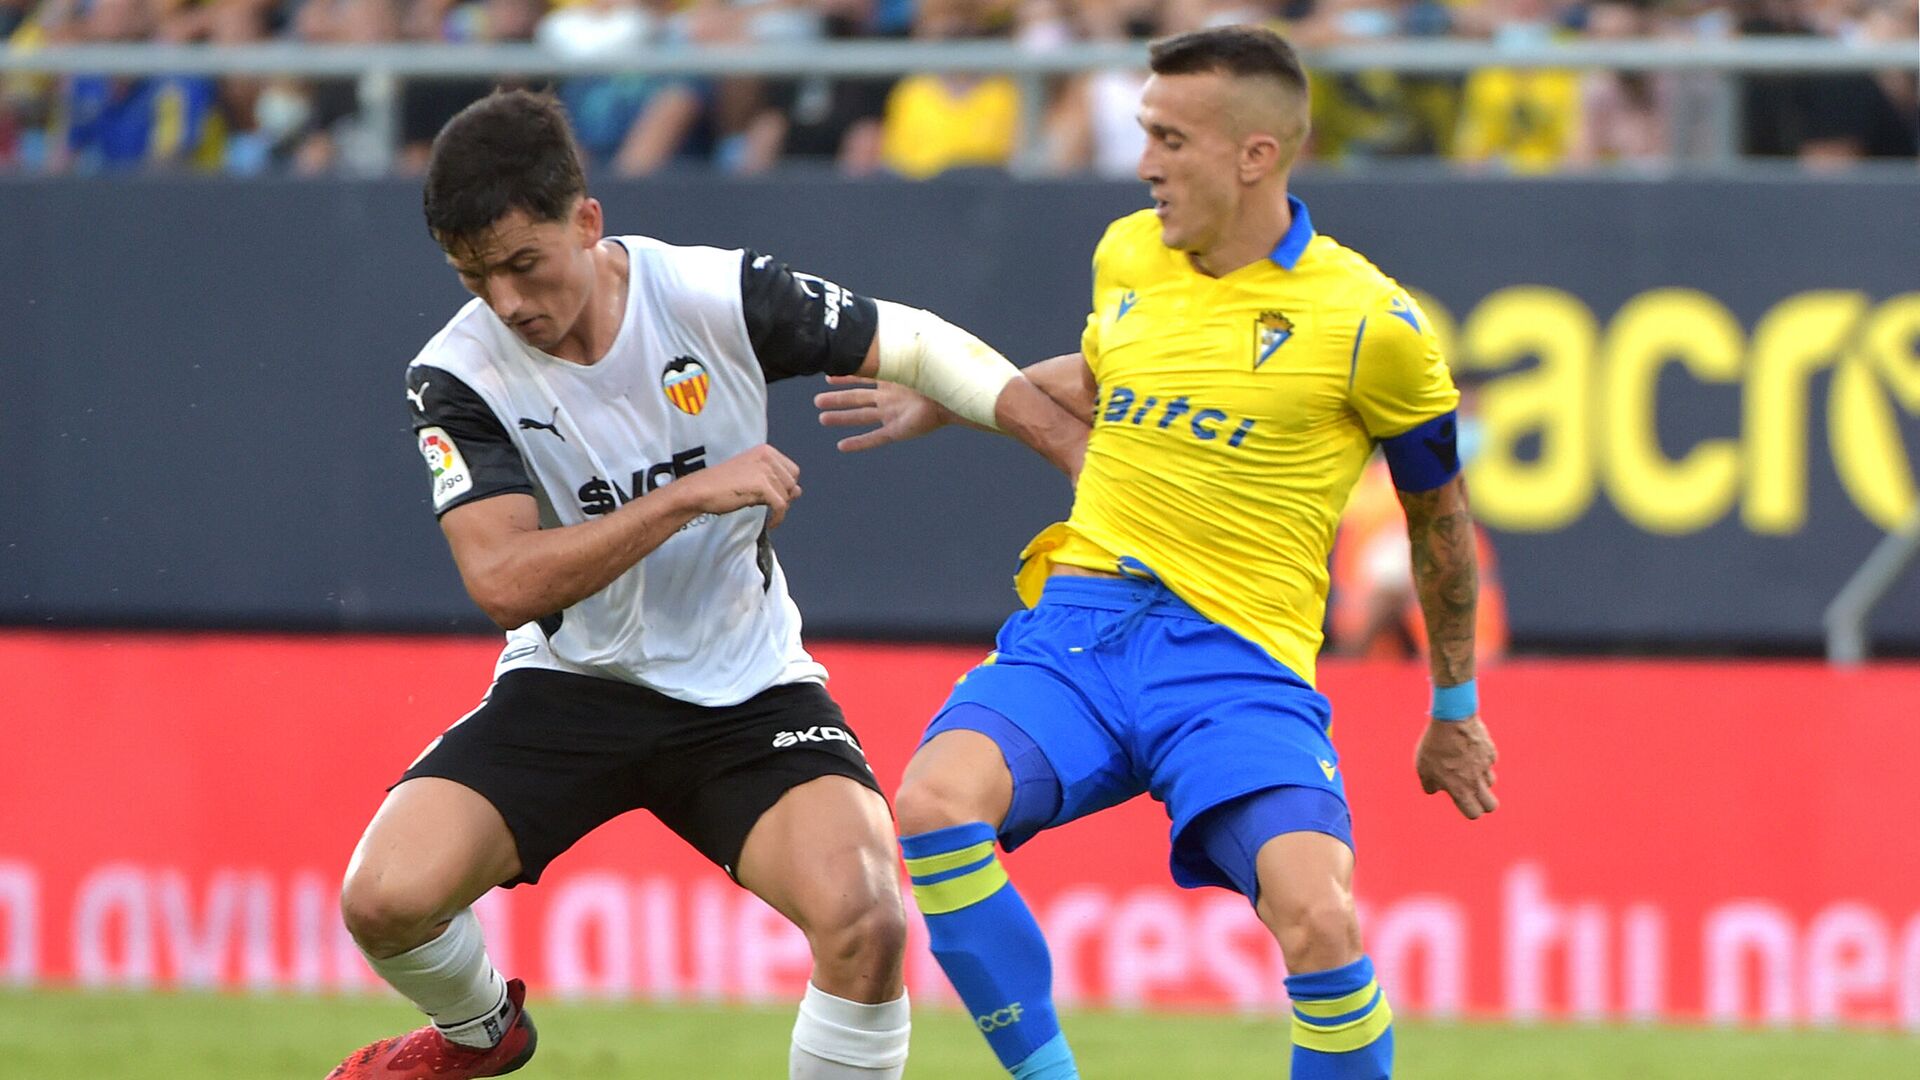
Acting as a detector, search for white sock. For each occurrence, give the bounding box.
[363,907,512,1049]
[790,982,911,1079]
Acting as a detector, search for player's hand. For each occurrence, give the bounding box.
[814,375,957,451]
[677,444,803,528]
[1415,716,1499,820]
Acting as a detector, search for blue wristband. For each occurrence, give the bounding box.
[1431,679,1478,722]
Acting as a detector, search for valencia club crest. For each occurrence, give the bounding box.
[663,355,710,415]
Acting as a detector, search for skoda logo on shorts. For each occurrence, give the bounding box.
[976,1003,1024,1031]
[771,725,862,754]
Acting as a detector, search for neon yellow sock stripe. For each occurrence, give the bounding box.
[1292,979,1381,1019]
[1292,997,1394,1054]
[910,859,1010,915]
[903,839,997,878]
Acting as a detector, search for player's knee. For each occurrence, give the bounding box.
[894,771,992,837]
[339,871,447,956]
[1262,886,1363,971]
[808,888,909,980]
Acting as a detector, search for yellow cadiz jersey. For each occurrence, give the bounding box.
[1016,198,1458,685]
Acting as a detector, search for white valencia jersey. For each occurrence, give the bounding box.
[406,236,879,707]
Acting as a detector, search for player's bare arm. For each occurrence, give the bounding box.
[815,351,1093,477]
[1403,473,1477,686]
[1017,352,1099,424]
[1401,473,1500,820]
[993,376,1090,478]
[439,444,802,629]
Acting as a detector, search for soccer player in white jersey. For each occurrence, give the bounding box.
[325,89,1084,1080]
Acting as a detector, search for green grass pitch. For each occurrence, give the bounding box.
[1,990,1913,1078]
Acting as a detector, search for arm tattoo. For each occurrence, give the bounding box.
[1399,475,1479,687]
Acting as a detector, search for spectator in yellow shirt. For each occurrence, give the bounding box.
[880,0,1020,178]
[1451,0,1579,172]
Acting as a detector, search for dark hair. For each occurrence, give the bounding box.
[1147,25,1310,100]
[423,89,586,255]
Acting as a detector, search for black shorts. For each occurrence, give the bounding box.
[398,669,881,886]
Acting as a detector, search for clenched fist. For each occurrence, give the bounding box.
[675,444,804,527]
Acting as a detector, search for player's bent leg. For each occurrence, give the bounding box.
[894,710,1078,1080]
[737,774,909,1002]
[737,775,911,1079]
[1203,790,1389,1080]
[894,728,1015,835]
[341,777,522,957]
[329,777,536,1078]
[1261,834,1390,1080]
[1252,831,1363,972]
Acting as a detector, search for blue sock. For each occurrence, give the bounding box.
[902,823,1077,1079]
[1285,955,1395,1080]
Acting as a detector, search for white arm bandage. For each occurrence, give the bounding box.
[872,299,1021,430]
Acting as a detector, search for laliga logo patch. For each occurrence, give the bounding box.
[417,425,473,510]
[1254,309,1293,369]
[663,355,711,416]
[420,432,455,476]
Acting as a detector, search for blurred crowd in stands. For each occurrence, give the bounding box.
[1,0,1914,175]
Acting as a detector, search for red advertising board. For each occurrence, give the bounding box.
[3,631,1918,1028]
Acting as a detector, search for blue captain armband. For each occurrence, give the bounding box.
[1380,410,1462,493]
[1431,678,1478,722]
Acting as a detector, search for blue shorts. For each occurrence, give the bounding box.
[925,574,1352,898]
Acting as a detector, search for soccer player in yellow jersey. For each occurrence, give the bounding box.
[820,26,1498,1080]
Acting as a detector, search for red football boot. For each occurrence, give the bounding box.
[326,978,537,1078]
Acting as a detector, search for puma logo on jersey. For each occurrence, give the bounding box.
[578,446,708,516]
[406,382,429,412]
[518,407,565,441]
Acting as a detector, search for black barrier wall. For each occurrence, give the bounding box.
[3,176,1918,651]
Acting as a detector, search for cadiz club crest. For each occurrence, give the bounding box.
[1254,310,1293,370]
[662,356,710,415]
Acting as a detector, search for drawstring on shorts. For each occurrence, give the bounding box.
[1087,557,1168,652]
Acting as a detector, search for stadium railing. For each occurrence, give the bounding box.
[1826,508,1920,665]
[5,38,1918,173]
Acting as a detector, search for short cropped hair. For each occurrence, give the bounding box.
[1147,25,1310,100]
[423,89,587,255]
